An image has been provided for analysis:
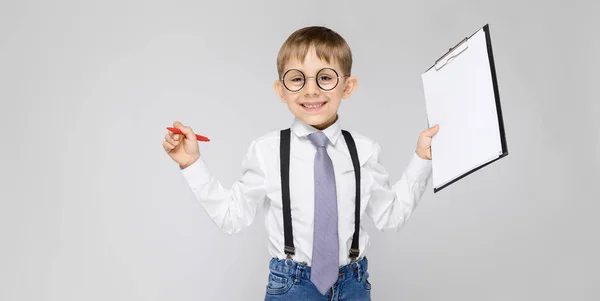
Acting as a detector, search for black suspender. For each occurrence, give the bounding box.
[279,129,295,257]
[342,130,361,260]
[279,128,361,261]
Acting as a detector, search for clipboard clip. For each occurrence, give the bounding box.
[434,37,469,71]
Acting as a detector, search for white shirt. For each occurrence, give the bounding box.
[180,117,432,266]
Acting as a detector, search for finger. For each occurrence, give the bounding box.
[180,126,197,141]
[163,140,175,152]
[169,121,184,140]
[428,124,439,132]
[165,133,178,145]
[166,131,180,141]
[424,124,440,137]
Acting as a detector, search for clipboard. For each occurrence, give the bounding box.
[421,24,508,193]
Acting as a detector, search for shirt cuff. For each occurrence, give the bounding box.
[180,156,211,191]
[405,152,432,184]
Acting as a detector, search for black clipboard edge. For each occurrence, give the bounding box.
[433,153,508,193]
[484,24,509,160]
[432,24,509,193]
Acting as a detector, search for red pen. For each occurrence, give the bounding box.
[167,127,210,142]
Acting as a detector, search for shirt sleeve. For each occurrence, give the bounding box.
[365,142,432,231]
[179,140,267,234]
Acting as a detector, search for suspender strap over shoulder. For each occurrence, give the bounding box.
[341,130,361,260]
[280,128,294,258]
[280,128,361,261]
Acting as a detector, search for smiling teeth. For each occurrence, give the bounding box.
[304,103,324,108]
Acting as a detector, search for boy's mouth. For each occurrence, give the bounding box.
[300,102,327,112]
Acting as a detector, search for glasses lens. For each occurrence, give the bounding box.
[317,68,339,90]
[283,70,304,91]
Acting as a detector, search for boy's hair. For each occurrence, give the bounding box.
[277,26,352,79]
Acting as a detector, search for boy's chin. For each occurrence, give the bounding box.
[297,114,337,129]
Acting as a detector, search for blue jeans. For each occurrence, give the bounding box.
[264,257,371,301]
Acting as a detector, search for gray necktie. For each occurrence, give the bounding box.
[307,131,339,295]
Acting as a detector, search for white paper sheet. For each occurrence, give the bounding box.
[421,27,504,191]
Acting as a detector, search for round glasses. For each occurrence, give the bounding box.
[281,68,348,92]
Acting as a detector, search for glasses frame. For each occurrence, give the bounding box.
[280,67,349,92]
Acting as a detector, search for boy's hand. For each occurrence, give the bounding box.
[163,121,201,169]
[415,124,439,160]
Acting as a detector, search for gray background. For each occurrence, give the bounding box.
[1,0,598,300]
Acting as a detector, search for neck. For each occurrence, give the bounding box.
[312,114,338,130]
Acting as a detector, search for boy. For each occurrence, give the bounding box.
[163,26,439,300]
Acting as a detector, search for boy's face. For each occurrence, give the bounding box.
[274,48,357,130]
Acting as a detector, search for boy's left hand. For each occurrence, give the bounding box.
[415,124,440,160]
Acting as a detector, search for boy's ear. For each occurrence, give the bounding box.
[342,76,358,99]
[274,80,286,103]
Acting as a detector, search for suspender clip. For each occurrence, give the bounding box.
[284,246,296,257]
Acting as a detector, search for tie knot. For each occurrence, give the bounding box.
[307,131,329,148]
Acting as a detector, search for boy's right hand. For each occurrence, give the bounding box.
[163,121,201,169]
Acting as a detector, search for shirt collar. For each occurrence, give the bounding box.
[290,115,342,146]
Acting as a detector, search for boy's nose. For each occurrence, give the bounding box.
[304,78,320,96]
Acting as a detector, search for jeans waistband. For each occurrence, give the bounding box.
[268,257,369,282]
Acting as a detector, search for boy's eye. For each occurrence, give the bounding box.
[291,77,304,82]
[319,76,332,81]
